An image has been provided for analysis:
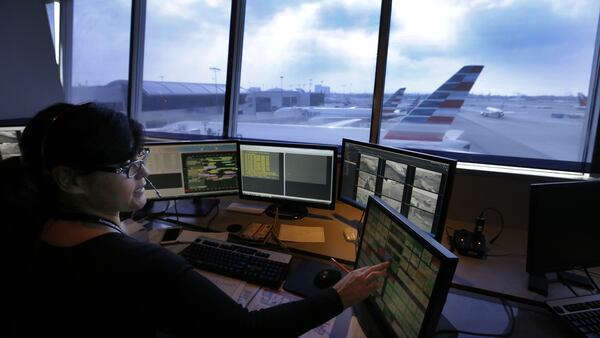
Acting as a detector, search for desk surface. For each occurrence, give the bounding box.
[144,197,586,337]
[159,196,360,263]
[444,220,600,304]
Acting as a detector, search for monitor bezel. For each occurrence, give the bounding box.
[526,179,600,274]
[355,195,458,338]
[143,140,239,201]
[236,139,338,210]
[339,138,457,242]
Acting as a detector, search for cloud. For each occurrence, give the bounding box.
[240,2,379,92]
[148,0,229,20]
[546,0,598,17]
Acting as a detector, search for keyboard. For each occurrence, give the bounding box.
[179,236,292,289]
[547,293,600,337]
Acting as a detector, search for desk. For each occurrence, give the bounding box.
[141,198,585,337]
[444,220,600,304]
[157,196,361,263]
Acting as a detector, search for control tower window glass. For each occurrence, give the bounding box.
[380,0,600,172]
[236,0,382,144]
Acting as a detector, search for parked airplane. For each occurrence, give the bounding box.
[381,65,484,151]
[148,65,484,152]
[273,88,406,121]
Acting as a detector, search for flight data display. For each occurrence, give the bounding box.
[240,151,280,180]
[340,139,456,240]
[182,152,238,193]
[238,142,336,207]
[144,141,238,199]
[356,197,453,338]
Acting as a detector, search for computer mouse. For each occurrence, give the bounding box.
[313,269,342,289]
[226,223,243,233]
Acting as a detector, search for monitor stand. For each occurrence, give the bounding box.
[528,273,549,296]
[165,198,220,217]
[265,203,308,220]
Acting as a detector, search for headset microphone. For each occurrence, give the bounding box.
[144,177,162,199]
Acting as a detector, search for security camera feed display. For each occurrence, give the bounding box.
[0,127,23,160]
[356,198,455,338]
[144,142,238,199]
[239,143,335,205]
[340,139,455,239]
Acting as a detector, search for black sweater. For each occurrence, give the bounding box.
[16,232,343,338]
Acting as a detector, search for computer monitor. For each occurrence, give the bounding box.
[237,140,337,220]
[339,138,456,241]
[355,195,458,338]
[143,141,238,215]
[0,126,24,160]
[526,179,600,295]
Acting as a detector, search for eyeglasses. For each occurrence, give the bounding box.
[97,148,150,179]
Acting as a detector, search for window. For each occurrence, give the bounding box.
[138,0,232,134]
[380,0,600,171]
[68,1,131,112]
[28,0,600,174]
[236,0,381,145]
[44,1,59,64]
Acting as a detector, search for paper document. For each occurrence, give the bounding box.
[196,270,246,301]
[237,284,261,307]
[247,289,335,338]
[278,224,325,243]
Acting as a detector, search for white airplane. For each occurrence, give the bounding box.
[148,65,484,152]
[480,106,504,118]
[273,88,406,122]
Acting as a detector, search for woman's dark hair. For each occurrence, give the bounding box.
[19,102,144,197]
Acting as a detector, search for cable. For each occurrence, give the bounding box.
[478,207,505,244]
[434,297,515,337]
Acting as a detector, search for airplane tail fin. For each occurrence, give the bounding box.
[382,88,406,115]
[383,65,484,145]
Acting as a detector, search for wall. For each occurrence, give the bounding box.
[447,169,569,230]
[0,0,63,121]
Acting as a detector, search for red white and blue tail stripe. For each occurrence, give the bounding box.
[383,65,483,145]
[382,87,406,115]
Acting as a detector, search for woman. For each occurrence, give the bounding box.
[9,103,388,338]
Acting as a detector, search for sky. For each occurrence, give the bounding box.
[68,0,600,96]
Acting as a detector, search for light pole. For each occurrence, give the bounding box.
[209,67,220,111]
[280,75,284,108]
